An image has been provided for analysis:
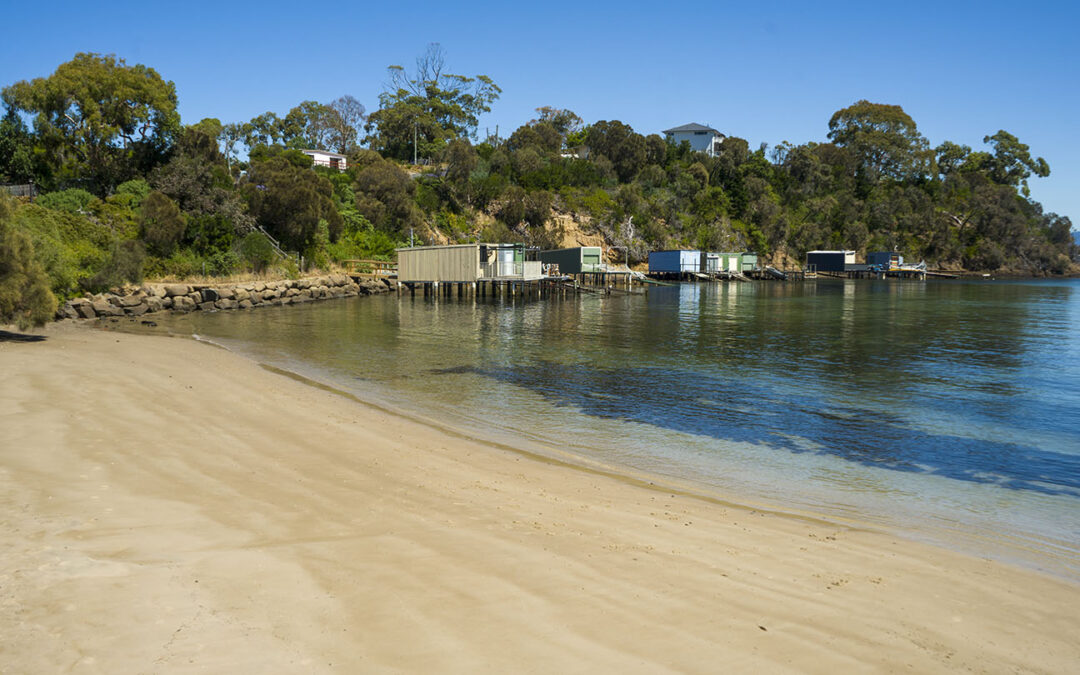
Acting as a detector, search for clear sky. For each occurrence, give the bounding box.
[2,0,1077,224]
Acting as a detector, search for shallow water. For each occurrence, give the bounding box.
[149,278,1080,578]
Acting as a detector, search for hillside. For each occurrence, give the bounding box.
[2,53,1078,327]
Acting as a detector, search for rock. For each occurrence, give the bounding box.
[172,296,193,312]
[261,289,278,301]
[198,301,217,312]
[217,287,235,300]
[186,292,202,305]
[215,299,236,310]
[234,289,250,301]
[120,294,144,307]
[200,288,220,303]
[164,284,190,297]
[160,296,174,309]
[253,282,266,292]
[125,303,149,316]
[286,288,299,297]
[146,297,164,312]
[239,299,254,309]
[75,302,97,319]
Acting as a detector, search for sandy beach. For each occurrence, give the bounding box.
[1,322,1078,673]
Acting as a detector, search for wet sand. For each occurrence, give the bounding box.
[2,323,1077,673]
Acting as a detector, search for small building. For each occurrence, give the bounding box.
[740,252,759,272]
[867,251,904,269]
[649,250,701,274]
[806,250,855,273]
[539,246,604,274]
[716,252,743,273]
[301,149,347,171]
[663,123,725,157]
[701,252,720,273]
[396,243,543,283]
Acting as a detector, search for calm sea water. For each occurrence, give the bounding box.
[149,278,1080,578]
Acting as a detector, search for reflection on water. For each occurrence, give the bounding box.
[151,278,1080,577]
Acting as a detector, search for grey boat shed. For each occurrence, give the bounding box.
[539,246,604,274]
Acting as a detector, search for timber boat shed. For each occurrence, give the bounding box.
[539,246,604,274]
[397,243,545,283]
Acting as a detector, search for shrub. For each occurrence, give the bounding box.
[115,179,151,206]
[238,231,278,273]
[36,188,97,213]
[83,240,145,292]
[0,198,58,328]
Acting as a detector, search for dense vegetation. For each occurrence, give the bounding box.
[1,47,1076,327]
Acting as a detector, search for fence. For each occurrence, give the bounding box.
[1,184,36,199]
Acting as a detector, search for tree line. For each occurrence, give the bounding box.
[1,46,1075,327]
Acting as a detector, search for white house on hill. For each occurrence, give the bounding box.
[663,123,725,157]
[301,149,347,171]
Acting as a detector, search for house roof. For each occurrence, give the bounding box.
[663,123,722,135]
[300,149,348,159]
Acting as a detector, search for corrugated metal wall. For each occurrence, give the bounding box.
[649,251,700,273]
[398,245,480,282]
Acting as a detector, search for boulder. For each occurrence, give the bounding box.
[215,298,236,310]
[216,287,235,300]
[75,302,97,319]
[253,282,266,292]
[200,288,220,303]
[233,289,250,301]
[239,299,254,309]
[160,296,174,309]
[120,294,144,307]
[198,301,217,312]
[125,303,149,317]
[146,297,164,312]
[164,284,190,297]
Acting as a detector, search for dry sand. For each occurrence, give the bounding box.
[1,323,1078,673]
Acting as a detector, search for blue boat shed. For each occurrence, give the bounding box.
[648,250,701,274]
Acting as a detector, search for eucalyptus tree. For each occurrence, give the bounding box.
[2,52,180,194]
[365,43,501,161]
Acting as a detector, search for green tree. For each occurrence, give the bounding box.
[352,155,424,234]
[586,120,647,182]
[827,100,930,184]
[365,44,501,161]
[0,108,36,183]
[980,130,1050,197]
[2,53,180,195]
[241,157,343,250]
[139,191,185,256]
[529,106,583,136]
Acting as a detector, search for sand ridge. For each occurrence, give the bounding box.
[1,323,1077,673]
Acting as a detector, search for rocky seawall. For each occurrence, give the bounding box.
[56,275,390,321]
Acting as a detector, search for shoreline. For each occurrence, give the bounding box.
[2,323,1079,672]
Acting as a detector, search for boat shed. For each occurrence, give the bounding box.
[741,252,759,272]
[539,246,604,274]
[716,252,743,273]
[649,250,700,274]
[397,243,541,283]
[867,251,904,268]
[701,252,720,273]
[806,250,855,273]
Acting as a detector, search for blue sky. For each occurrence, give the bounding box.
[2,0,1077,224]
